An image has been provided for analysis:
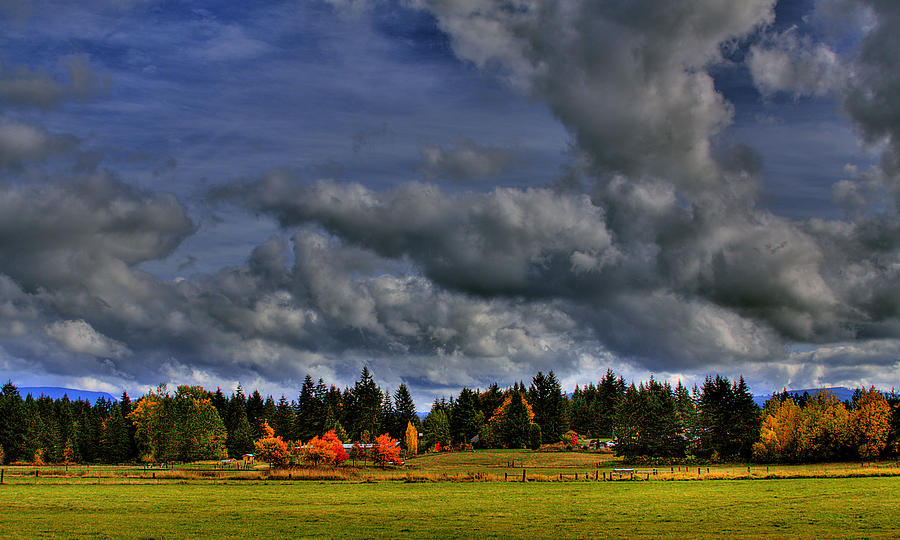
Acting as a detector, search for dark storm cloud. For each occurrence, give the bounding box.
[213,173,615,297]
[0,174,592,393]
[4,0,900,399]
[413,0,777,189]
[207,0,900,380]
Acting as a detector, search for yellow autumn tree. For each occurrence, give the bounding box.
[752,398,802,462]
[405,421,418,456]
[797,390,850,461]
[850,387,892,459]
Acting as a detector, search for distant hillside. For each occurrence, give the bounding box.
[17,387,118,403]
[752,387,855,407]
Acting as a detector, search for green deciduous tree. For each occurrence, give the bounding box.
[129,385,227,462]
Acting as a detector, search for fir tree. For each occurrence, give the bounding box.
[449,387,482,445]
[394,384,420,432]
[349,366,382,441]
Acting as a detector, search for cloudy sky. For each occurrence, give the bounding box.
[1,0,899,405]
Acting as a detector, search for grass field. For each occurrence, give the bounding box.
[2,477,899,538]
[2,451,899,537]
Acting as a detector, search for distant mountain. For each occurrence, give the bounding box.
[17,387,118,403]
[752,386,855,407]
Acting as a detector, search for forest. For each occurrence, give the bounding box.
[0,367,897,466]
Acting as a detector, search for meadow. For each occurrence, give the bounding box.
[2,477,899,538]
[1,450,899,538]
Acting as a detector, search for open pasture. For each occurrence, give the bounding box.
[2,477,899,538]
[2,449,900,484]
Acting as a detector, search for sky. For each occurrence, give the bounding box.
[1,0,899,406]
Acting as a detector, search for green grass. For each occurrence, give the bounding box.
[1,477,899,538]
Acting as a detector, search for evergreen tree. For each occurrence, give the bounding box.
[273,396,295,439]
[614,380,684,459]
[597,370,625,438]
[674,381,697,454]
[697,375,760,460]
[449,387,482,445]
[732,376,762,459]
[380,392,398,439]
[245,390,266,440]
[349,366,382,441]
[479,383,504,421]
[528,371,568,443]
[495,391,533,449]
[569,385,592,436]
[210,388,228,421]
[393,384,420,433]
[262,396,277,426]
[294,375,319,441]
[119,391,137,461]
[0,381,27,463]
[101,403,132,463]
[225,388,253,458]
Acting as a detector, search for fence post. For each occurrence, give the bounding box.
[1,469,3,484]
[505,472,507,481]
[522,469,526,483]
[698,467,701,476]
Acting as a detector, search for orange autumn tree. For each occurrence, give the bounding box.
[322,430,348,465]
[850,387,892,459]
[373,433,401,467]
[302,430,347,466]
[253,420,291,468]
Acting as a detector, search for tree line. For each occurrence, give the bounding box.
[0,368,898,465]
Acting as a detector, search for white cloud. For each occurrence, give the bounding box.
[44,319,131,358]
[748,28,845,98]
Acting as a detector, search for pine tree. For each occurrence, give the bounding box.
[495,391,533,449]
[479,383,504,422]
[597,370,625,438]
[449,387,482,445]
[380,392,398,439]
[0,382,27,463]
[294,375,319,441]
[529,371,567,443]
[394,384,420,433]
[349,366,382,441]
[245,390,266,440]
[273,396,295,439]
[225,389,253,458]
[101,404,132,463]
